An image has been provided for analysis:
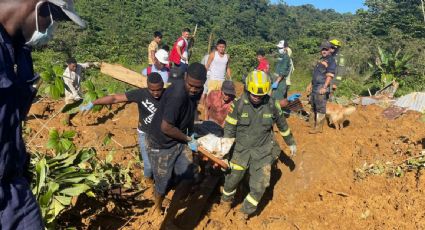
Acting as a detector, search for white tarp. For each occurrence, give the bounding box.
[394,92,425,112]
[197,134,235,159]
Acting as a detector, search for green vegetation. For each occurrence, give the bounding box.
[31,129,137,229]
[31,129,98,228]
[32,0,425,99]
[39,65,65,100]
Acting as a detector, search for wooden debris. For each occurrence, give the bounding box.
[100,63,147,88]
[326,190,350,197]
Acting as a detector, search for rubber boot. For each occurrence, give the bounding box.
[308,112,316,128]
[309,113,325,134]
[152,191,164,216]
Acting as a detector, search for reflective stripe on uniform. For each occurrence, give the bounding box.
[280,128,291,137]
[225,115,238,125]
[223,188,236,196]
[246,194,259,206]
[229,162,245,170]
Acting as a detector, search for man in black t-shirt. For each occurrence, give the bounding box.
[80,73,165,184]
[146,63,207,215]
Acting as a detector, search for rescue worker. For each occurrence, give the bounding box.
[272,40,291,100]
[0,0,85,228]
[306,41,337,134]
[328,39,345,102]
[220,70,297,220]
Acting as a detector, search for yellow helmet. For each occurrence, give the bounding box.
[329,39,342,47]
[246,70,271,96]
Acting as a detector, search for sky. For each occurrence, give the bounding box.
[279,0,365,13]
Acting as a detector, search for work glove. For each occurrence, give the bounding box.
[272,81,279,89]
[287,93,301,102]
[80,102,94,112]
[188,134,198,152]
[289,145,297,157]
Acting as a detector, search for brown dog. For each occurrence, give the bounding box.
[326,103,356,130]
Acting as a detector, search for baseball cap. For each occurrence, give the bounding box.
[48,0,86,28]
[222,80,236,96]
[320,41,332,50]
[276,40,285,48]
[155,49,169,65]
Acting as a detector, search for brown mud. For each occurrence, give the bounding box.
[26,94,425,229]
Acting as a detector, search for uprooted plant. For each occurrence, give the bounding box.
[31,129,99,229]
[30,129,138,229]
[354,152,425,180]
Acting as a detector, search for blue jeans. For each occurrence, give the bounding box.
[137,131,153,179]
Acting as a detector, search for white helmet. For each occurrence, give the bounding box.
[155,49,169,65]
[276,40,285,48]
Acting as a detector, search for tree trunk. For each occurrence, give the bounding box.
[421,0,425,23]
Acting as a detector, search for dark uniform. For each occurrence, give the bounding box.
[310,56,336,114]
[332,53,345,87]
[221,92,295,215]
[0,26,43,229]
[272,52,291,100]
[329,53,345,101]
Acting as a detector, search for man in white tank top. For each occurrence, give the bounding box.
[205,39,231,93]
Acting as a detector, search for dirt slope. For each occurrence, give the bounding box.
[26,98,425,229]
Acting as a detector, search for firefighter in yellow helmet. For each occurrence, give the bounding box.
[220,70,297,220]
[328,39,345,101]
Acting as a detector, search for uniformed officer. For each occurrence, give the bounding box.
[0,1,85,228]
[328,39,344,102]
[306,41,337,134]
[220,70,297,220]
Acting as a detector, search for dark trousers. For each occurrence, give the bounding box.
[222,159,272,215]
[175,63,188,73]
[0,178,44,229]
[147,143,195,196]
[310,92,327,114]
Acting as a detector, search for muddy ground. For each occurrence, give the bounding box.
[26,95,425,229]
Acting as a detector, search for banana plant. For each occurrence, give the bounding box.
[39,65,65,100]
[368,47,414,88]
[31,129,99,229]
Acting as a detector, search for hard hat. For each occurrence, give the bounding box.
[276,40,285,48]
[155,49,169,64]
[320,41,332,50]
[246,70,271,96]
[329,39,342,47]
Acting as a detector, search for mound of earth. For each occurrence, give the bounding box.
[25,95,424,229]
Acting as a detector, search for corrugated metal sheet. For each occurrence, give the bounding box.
[394,92,425,112]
